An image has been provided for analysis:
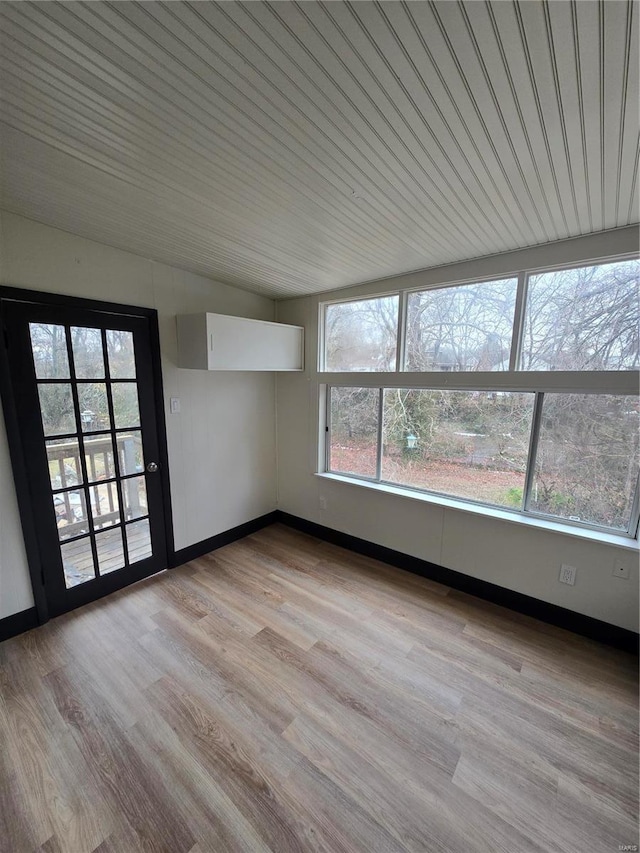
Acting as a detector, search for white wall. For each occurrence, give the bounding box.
[276,226,640,632]
[1,213,638,632]
[0,212,277,619]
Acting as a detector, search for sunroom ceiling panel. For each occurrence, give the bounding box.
[0,1,637,298]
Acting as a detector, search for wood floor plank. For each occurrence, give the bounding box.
[257,629,461,773]
[144,674,318,853]
[149,607,299,733]
[454,689,638,823]
[44,664,195,853]
[283,711,549,853]
[188,557,319,650]
[1,642,112,853]
[128,709,274,853]
[450,739,563,851]
[0,523,637,853]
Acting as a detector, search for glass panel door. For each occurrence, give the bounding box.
[2,299,169,618]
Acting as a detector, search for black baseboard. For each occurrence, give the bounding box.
[171,511,279,567]
[0,513,278,644]
[276,511,639,655]
[4,511,636,654]
[0,606,38,644]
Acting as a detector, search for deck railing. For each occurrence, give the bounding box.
[49,434,144,537]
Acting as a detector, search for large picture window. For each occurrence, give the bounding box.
[327,386,639,534]
[321,256,640,537]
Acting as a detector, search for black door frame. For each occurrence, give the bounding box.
[0,286,175,625]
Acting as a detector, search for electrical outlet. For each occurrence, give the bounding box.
[559,564,577,586]
[170,397,181,414]
[319,495,327,510]
[612,557,630,580]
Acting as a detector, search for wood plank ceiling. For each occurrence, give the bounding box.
[0,1,638,298]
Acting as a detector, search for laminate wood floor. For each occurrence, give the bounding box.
[1,523,637,853]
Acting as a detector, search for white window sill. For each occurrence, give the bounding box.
[315,472,639,552]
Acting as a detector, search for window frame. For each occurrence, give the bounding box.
[320,254,639,374]
[319,252,640,540]
[325,384,640,539]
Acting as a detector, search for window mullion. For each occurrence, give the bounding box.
[375,388,384,482]
[522,391,544,512]
[627,469,640,537]
[509,271,528,371]
[318,303,326,372]
[395,291,407,372]
[324,385,331,473]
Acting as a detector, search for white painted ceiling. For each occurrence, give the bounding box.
[0,1,638,298]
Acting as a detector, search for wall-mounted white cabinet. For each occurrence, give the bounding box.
[177,312,304,371]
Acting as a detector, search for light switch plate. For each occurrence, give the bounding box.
[170,397,181,414]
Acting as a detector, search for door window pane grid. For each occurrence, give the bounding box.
[52,516,149,545]
[56,514,153,583]
[54,471,146,488]
[60,517,154,585]
[51,482,124,536]
[62,324,102,579]
[77,476,148,523]
[46,438,82,489]
[121,475,148,520]
[77,383,110,433]
[84,434,117,483]
[35,377,137,384]
[46,428,148,484]
[29,322,154,584]
[52,484,88,497]
[112,382,141,429]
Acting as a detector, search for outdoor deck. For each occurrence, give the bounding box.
[61,520,152,588]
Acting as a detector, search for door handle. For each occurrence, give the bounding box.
[146,461,159,473]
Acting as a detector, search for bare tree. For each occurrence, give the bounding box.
[522,261,639,370]
[405,279,516,371]
[326,296,398,371]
